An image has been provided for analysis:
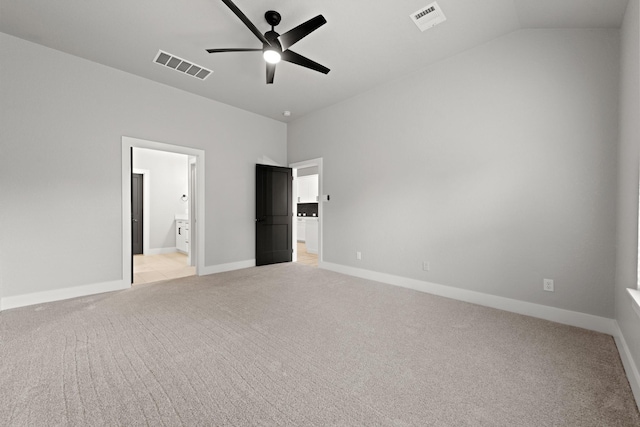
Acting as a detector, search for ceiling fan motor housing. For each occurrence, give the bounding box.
[264,30,282,52]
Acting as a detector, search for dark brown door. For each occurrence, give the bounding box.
[256,164,292,266]
[132,173,143,256]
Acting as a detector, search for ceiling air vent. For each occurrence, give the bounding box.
[153,50,212,80]
[410,2,447,32]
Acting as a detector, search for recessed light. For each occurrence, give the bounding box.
[283,111,291,117]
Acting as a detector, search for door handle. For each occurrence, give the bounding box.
[132,219,138,222]
[255,218,265,222]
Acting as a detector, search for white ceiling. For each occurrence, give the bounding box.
[0,0,629,123]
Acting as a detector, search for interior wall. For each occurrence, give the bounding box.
[616,0,640,388]
[132,148,188,252]
[288,28,620,318]
[0,33,286,299]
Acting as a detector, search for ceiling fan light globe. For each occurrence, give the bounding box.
[263,50,281,64]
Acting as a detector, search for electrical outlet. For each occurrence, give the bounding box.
[422,261,430,271]
[356,251,362,260]
[543,279,554,292]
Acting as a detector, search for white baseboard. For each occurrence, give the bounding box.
[321,262,616,335]
[0,258,256,311]
[146,247,177,256]
[200,259,256,276]
[0,279,130,311]
[613,321,640,408]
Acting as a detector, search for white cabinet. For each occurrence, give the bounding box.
[297,175,318,203]
[297,218,306,242]
[176,220,189,254]
[305,218,318,254]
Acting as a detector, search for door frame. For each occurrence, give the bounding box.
[289,158,323,266]
[122,136,206,284]
[188,158,197,266]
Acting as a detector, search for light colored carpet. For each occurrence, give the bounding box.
[1,263,638,426]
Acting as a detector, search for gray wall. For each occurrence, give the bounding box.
[132,148,188,252]
[288,29,620,318]
[616,0,640,387]
[0,33,286,299]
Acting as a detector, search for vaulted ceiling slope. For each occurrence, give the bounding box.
[0,0,629,122]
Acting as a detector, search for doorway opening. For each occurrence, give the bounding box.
[131,148,194,284]
[122,137,205,286]
[289,158,323,268]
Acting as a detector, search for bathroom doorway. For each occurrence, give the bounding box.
[131,148,194,285]
[122,137,205,286]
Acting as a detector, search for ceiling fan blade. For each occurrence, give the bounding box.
[206,48,262,53]
[278,15,327,51]
[266,63,276,84]
[281,50,330,75]
[221,0,271,46]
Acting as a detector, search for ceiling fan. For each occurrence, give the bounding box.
[207,0,330,84]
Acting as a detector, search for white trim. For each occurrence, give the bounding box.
[0,280,129,311]
[321,262,617,335]
[289,158,323,265]
[132,168,150,255]
[613,321,640,408]
[122,137,205,284]
[188,159,197,267]
[292,178,299,261]
[146,247,178,256]
[0,259,252,311]
[200,259,256,276]
[627,288,640,319]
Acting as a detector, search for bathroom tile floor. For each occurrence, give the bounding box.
[297,242,318,267]
[133,252,195,285]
